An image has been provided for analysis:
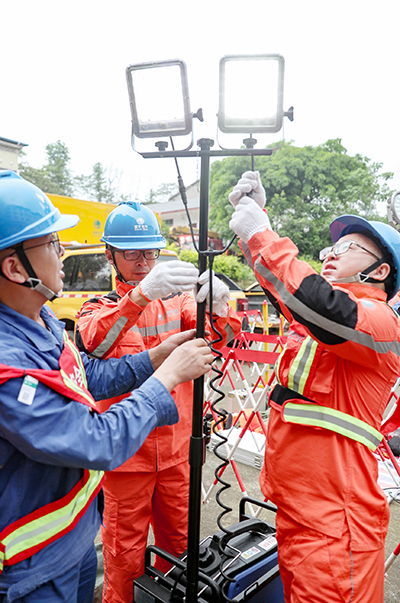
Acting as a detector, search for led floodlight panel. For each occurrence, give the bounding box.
[218,54,285,134]
[126,59,192,138]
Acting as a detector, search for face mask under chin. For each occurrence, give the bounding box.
[332,272,378,285]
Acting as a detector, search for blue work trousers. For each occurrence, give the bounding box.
[0,543,97,603]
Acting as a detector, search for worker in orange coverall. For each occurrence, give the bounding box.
[75,201,241,603]
[229,171,400,603]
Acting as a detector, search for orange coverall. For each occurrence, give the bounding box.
[241,229,400,603]
[76,279,241,603]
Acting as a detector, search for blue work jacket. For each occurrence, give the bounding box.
[0,303,178,600]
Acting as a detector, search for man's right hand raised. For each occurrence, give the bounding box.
[139,260,198,302]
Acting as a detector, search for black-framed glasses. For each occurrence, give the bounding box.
[319,240,381,262]
[23,235,63,256]
[8,234,63,257]
[117,249,160,261]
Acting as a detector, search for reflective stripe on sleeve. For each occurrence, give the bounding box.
[254,257,400,357]
[129,318,181,338]
[287,336,318,394]
[59,368,98,408]
[92,316,128,357]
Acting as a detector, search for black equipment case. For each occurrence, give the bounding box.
[133,497,284,603]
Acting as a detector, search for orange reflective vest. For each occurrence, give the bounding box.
[0,331,104,575]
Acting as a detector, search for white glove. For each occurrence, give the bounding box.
[229,197,271,243]
[195,270,230,317]
[140,260,198,301]
[228,171,266,208]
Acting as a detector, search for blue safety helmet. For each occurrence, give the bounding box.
[0,171,79,250]
[101,201,166,250]
[329,215,400,299]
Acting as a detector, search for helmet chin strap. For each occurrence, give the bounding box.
[22,277,62,301]
[1,245,62,302]
[332,258,384,285]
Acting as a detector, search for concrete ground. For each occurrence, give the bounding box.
[94,449,400,602]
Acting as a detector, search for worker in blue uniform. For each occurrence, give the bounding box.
[0,171,214,603]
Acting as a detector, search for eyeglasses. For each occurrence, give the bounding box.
[8,235,63,258]
[117,249,160,261]
[319,240,381,262]
[23,235,63,256]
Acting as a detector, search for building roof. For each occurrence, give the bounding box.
[148,196,199,214]
[169,180,199,201]
[147,180,200,214]
[0,136,28,148]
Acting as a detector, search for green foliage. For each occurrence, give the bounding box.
[178,249,198,267]
[45,141,74,196]
[298,255,322,274]
[20,140,74,196]
[212,255,254,285]
[75,162,123,203]
[165,242,179,252]
[19,141,127,203]
[160,220,182,248]
[209,139,393,260]
[145,182,178,204]
[19,164,66,195]
[177,249,253,285]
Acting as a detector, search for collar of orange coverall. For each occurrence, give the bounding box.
[331,281,388,302]
[115,277,136,298]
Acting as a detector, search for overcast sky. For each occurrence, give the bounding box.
[2,0,400,209]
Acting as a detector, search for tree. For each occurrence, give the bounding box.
[19,164,66,196]
[44,140,75,196]
[209,139,393,259]
[19,141,127,203]
[144,182,178,204]
[75,162,124,203]
[20,140,74,196]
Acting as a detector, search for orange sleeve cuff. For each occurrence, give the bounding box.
[138,281,152,303]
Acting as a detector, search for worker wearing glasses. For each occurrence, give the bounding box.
[75,201,241,603]
[228,171,400,603]
[319,237,391,286]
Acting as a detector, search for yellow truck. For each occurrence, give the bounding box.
[45,195,179,333]
[47,193,118,245]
